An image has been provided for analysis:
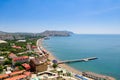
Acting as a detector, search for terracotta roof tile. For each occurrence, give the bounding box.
[4,75,26,80]
[9,70,25,76]
[22,63,31,70]
[0,74,9,79]
[13,56,29,62]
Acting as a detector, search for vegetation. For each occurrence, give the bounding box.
[17,52,39,57]
[0,52,9,57]
[4,58,12,65]
[52,63,58,69]
[0,36,42,73]
[66,72,71,76]
[0,65,3,73]
[0,38,39,54]
[18,66,24,70]
[0,43,11,51]
[15,62,22,66]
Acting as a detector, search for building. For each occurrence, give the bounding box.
[12,45,22,49]
[4,75,27,80]
[0,74,9,80]
[12,56,29,64]
[22,63,31,70]
[32,45,37,49]
[0,70,31,80]
[8,53,17,59]
[17,40,26,42]
[0,56,4,64]
[26,43,32,51]
[0,40,7,43]
[30,57,48,73]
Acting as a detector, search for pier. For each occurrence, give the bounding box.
[58,57,98,64]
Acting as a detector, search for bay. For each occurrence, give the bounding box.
[43,34,120,80]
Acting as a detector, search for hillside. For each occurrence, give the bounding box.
[40,30,73,37]
[0,30,73,40]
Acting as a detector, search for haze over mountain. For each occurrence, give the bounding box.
[0,30,73,40]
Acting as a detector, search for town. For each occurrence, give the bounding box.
[0,35,80,80]
[0,31,116,80]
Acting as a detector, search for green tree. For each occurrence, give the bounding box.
[52,63,58,70]
[4,59,12,65]
[67,72,71,76]
[18,66,24,70]
[15,62,22,66]
[0,65,3,73]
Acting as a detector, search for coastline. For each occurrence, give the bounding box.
[37,39,83,75]
[37,38,115,80]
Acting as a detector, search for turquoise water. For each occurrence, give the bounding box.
[43,34,120,80]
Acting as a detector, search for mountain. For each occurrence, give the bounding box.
[0,30,74,40]
[40,30,73,37]
[0,31,7,35]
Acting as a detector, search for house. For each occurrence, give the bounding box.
[0,56,5,64]
[12,56,29,64]
[22,63,31,70]
[9,70,25,77]
[12,45,22,49]
[30,57,48,73]
[17,40,26,42]
[0,70,31,80]
[32,45,37,49]
[26,43,31,51]
[4,75,27,80]
[23,71,31,79]
[0,40,7,43]
[0,74,9,80]
[8,53,17,59]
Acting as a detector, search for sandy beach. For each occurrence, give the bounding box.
[37,39,115,80]
[48,49,83,75]
[37,39,83,74]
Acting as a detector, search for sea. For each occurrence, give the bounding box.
[43,34,120,80]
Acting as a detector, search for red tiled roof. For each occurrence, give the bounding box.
[9,53,17,59]
[0,74,9,79]
[9,70,25,76]
[24,72,31,76]
[13,56,29,62]
[22,63,31,70]
[4,75,26,80]
[12,45,22,49]
[32,45,37,48]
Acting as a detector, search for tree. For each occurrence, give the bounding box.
[52,63,58,70]
[67,72,71,76]
[15,62,22,66]
[18,66,24,70]
[0,65,3,73]
[4,59,12,65]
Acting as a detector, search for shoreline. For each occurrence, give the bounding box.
[38,39,83,74]
[37,38,115,80]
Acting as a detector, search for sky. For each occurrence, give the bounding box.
[0,0,120,34]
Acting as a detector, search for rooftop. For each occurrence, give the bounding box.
[24,71,31,76]
[9,70,25,76]
[9,53,17,59]
[30,57,47,66]
[0,74,9,79]
[4,75,27,80]
[30,58,41,65]
[12,45,22,49]
[13,56,29,62]
[22,63,31,70]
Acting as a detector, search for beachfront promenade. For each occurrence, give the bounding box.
[58,57,98,64]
